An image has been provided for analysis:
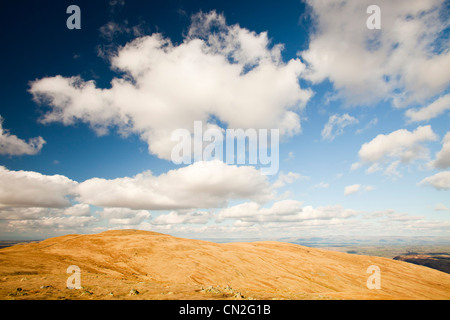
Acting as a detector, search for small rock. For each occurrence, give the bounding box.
[129,289,139,295]
[80,290,93,296]
[234,292,244,299]
[8,288,28,297]
[223,285,234,294]
[201,286,222,295]
[40,285,53,289]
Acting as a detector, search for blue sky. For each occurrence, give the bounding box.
[0,0,449,240]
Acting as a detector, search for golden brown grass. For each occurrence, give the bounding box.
[1,229,449,300]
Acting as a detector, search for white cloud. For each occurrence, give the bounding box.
[0,203,95,233]
[77,160,273,210]
[99,21,131,40]
[98,207,151,225]
[321,114,358,141]
[285,151,295,161]
[273,171,308,188]
[364,209,424,224]
[0,207,57,220]
[0,166,77,208]
[0,203,96,235]
[29,11,312,161]
[232,220,255,228]
[434,203,450,211]
[344,184,361,196]
[216,200,302,222]
[314,182,329,189]
[216,200,359,223]
[430,132,450,169]
[355,125,438,174]
[7,216,97,232]
[0,160,273,215]
[365,163,382,174]
[152,210,211,225]
[420,171,450,190]
[364,209,396,219]
[63,203,91,217]
[380,213,423,222]
[350,162,363,171]
[383,160,401,177]
[359,126,437,163]
[343,184,374,196]
[300,0,450,107]
[0,116,45,156]
[406,94,450,122]
[355,117,378,135]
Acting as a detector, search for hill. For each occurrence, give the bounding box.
[1,229,449,300]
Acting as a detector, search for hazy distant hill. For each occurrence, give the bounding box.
[285,236,450,247]
[1,230,449,300]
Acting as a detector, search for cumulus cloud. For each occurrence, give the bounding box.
[314,182,329,189]
[216,200,303,222]
[300,0,450,107]
[344,184,374,195]
[0,207,57,221]
[98,207,151,225]
[364,209,395,219]
[355,117,378,135]
[99,21,131,41]
[216,200,359,223]
[321,114,358,141]
[0,203,96,236]
[7,216,97,232]
[0,166,77,208]
[434,203,450,211]
[379,212,423,222]
[77,160,273,210]
[0,116,45,156]
[406,94,450,122]
[152,210,211,225]
[382,160,401,177]
[29,11,312,161]
[344,184,361,196]
[273,171,308,188]
[358,126,437,163]
[430,132,450,169]
[420,171,450,190]
[0,160,273,214]
[354,125,438,175]
[0,203,95,235]
[63,203,91,217]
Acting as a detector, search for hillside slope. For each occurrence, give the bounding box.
[1,230,449,300]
